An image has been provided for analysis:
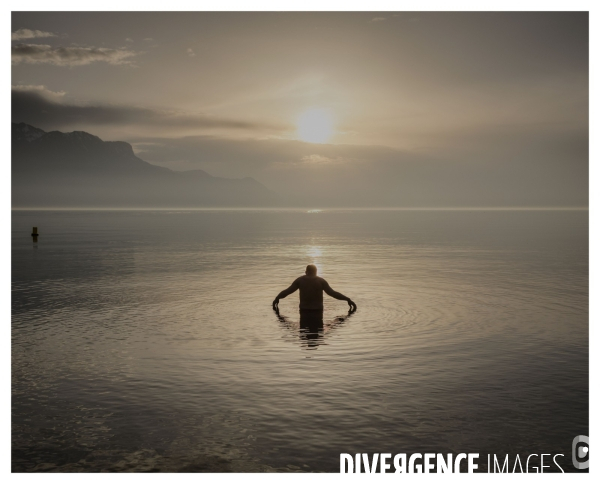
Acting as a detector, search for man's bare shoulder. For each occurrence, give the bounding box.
[308,275,329,286]
[318,276,330,287]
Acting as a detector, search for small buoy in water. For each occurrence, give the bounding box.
[31,227,38,236]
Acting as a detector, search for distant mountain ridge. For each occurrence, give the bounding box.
[12,123,277,208]
[12,123,45,142]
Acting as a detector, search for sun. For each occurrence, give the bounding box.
[296,108,334,144]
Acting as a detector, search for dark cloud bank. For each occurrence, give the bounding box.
[11,86,286,132]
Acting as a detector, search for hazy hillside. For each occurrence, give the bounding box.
[11,123,278,208]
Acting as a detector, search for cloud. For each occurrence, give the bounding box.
[143,38,154,42]
[298,154,345,165]
[11,28,56,41]
[125,37,134,42]
[270,153,351,168]
[11,84,65,100]
[11,85,289,134]
[186,48,196,57]
[11,43,138,66]
[370,17,386,22]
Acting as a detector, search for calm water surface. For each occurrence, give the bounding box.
[12,210,588,472]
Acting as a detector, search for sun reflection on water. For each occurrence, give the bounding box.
[307,246,322,258]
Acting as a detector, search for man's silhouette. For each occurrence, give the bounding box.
[272,264,357,312]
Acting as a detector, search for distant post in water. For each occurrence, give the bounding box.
[31,227,38,242]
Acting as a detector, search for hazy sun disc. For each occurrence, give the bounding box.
[296,109,333,144]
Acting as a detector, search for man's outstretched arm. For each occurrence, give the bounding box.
[323,281,357,312]
[272,279,299,309]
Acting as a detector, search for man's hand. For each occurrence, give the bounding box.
[347,299,357,312]
[272,298,280,310]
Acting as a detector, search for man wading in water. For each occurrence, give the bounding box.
[272,264,357,313]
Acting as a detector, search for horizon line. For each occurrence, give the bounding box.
[11,206,589,212]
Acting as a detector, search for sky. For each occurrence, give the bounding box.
[11,11,588,207]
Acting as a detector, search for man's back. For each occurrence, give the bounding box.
[273,265,356,312]
[295,274,328,310]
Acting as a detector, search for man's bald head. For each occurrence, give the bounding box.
[306,264,317,276]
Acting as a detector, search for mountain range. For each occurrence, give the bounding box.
[12,123,278,208]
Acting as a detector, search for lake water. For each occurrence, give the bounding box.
[12,209,588,472]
